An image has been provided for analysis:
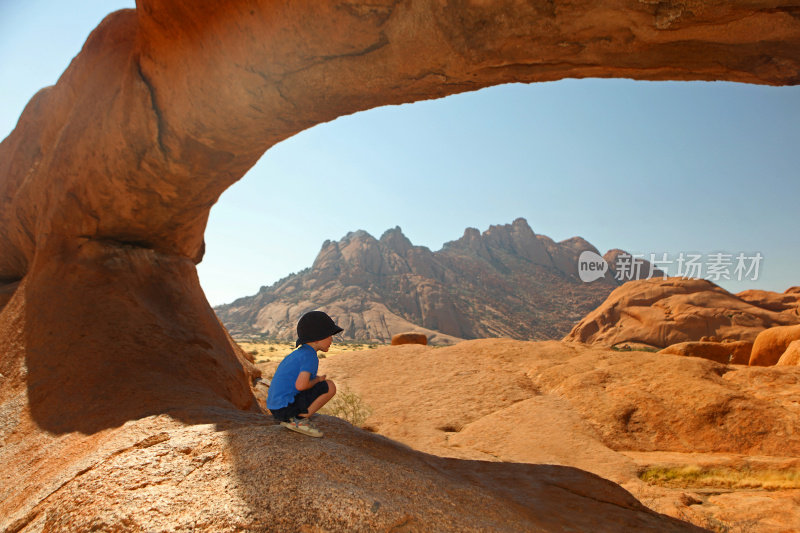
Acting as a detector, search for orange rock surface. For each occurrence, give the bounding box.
[750,324,800,366]
[4,408,706,532]
[391,332,428,345]
[1,1,800,530]
[324,340,800,459]
[321,339,800,531]
[659,340,753,365]
[737,287,800,312]
[565,278,800,348]
[777,340,800,366]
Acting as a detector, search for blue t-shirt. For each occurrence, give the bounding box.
[266,344,319,410]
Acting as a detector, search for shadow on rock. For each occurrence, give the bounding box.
[223,415,704,532]
[6,240,260,436]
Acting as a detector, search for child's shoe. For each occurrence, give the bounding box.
[280,416,323,438]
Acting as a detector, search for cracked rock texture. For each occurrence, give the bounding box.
[1,0,799,530]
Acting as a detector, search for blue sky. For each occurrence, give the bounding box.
[3,1,799,306]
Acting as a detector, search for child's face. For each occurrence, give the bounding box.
[316,335,333,352]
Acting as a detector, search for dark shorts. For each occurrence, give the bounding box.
[269,381,329,422]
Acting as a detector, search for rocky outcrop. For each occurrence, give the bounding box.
[324,339,800,459]
[658,340,753,365]
[216,219,622,342]
[2,1,799,530]
[749,324,800,366]
[391,332,428,346]
[777,340,800,366]
[564,278,800,348]
[3,409,702,533]
[736,287,800,312]
[321,339,800,531]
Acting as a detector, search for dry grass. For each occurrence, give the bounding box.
[238,340,380,364]
[640,465,800,490]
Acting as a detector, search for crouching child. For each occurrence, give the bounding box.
[266,311,341,437]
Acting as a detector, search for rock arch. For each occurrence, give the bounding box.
[1,0,799,433]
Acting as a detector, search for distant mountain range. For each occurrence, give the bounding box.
[214,218,657,343]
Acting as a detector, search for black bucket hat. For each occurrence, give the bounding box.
[296,310,344,347]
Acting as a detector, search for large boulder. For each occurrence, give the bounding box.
[659,340,753,365]
[777,340,800,366]
[564,278,800,348]
[2,411,700,533]
[391,332,428,346]
[750,324,800,366]
[736,287,800,312]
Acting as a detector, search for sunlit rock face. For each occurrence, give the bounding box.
[750,324,800,366]
[777,340,800,366]
[0,1,798,530]
[564,278,800,348]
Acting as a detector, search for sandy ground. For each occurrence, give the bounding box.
[240,339,381,367]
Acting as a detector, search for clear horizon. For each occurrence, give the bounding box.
[3,2,799,306]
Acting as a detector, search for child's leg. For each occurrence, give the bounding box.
[299,380,337,418]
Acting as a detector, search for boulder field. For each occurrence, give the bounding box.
[750,324,800,366]
[565,278,800,350]
[2,1,800,531]
[565,277,800,368]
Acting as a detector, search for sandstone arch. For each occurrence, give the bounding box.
[1,1,799,435]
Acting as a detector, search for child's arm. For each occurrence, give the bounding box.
[295,371,326,391]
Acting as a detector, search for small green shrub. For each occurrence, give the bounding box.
[321,388,372,426]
